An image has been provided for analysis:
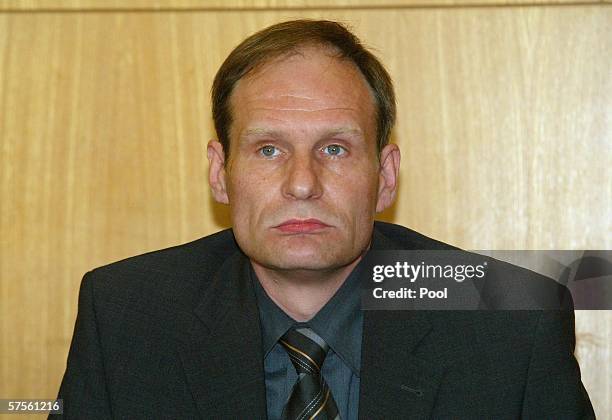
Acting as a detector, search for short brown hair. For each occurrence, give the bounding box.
[211,19,396,161]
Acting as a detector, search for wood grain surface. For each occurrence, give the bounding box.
[0,0,604,11]
[0,5,610,417]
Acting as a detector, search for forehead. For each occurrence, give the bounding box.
[228,47,377,139]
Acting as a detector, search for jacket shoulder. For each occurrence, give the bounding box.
[374,221,458,250]
[84,228,240,306]
[95,228,237,272]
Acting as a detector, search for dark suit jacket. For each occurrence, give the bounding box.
[56,222,594,419]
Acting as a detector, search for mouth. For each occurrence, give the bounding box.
[273,218,331,234]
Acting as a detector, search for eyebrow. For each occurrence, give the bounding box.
[242,128,279,137]
[241,127,364,138]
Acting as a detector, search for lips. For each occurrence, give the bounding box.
[274,218,331,233]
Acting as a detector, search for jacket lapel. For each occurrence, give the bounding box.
[358,226,448,419]
[176,251,268,419]
[359,310,445,419]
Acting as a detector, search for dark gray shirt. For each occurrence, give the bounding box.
[251,263,363,420]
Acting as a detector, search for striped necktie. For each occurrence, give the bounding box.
[279,327,340,420]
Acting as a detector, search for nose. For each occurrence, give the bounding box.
[282,153,323,200]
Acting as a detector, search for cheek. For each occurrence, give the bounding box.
[336,164,379,201]
[228,176,267,229]
[327,172,379,223]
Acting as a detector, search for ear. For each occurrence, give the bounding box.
[207,140,230,204]
[375,143,401,213]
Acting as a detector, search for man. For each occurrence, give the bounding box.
[56,20,594,419]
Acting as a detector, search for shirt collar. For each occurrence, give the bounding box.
[305,261,364,375]
[251,265,296,358]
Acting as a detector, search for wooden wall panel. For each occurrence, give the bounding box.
[1,6,610,417]
[0,0,603,11]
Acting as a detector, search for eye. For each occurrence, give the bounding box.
[322,144,347,157]
[259,145,280,158]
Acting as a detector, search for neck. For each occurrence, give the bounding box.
[252,257,363,322]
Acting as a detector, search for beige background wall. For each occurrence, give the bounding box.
[1,1,610,417]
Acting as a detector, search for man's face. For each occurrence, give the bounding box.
[208,47,399,273]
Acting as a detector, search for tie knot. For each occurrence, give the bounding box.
[280,327,329,375]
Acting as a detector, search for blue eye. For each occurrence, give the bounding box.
[323,144,346,156]
[259,145,279,157]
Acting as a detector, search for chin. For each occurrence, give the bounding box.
[267,248,360,272]
[269,261,340,272]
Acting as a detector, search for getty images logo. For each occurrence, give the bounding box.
[372,261,487,283]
